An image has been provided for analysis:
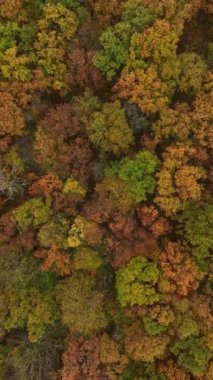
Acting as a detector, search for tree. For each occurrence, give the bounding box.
[67,48,105,90]
[35,104,92,183]
[155,144,206,215]
[56,273,107,336]
[114,66,170,114]
[0,165,25,199]
[177,52,207,94]
[87,100,133,156]
[139,205,171,238]
[116,256,160,307]
[100,333,129,380]
[129,19,178,69]
[86,0,122,25]
[93,21,131,80]
[0,213,16,244]
[38,216,70,249]
[153,102,192,143]
[0,21,20,52]
[93,2,158,80]
[0,46,34,81]
[0,0,23,20]
[35,248,72,276]
[0,92,25,136]
[12,197,52,231]
[98,150,159,208]
[159,359,190,380]
[159,242,198,296]
[122,0,159,33]
[67,215,104,248]
[177,202,213,266]
[8,328,65,380]
[170,337,212,375]
[62,177,86,198]
[34,2,78,91]
[124,321,169,361]
[57,335,102,380]
[0,250,59,342]
[73,247,103,273]
[191,89,213,149]
[29,173,62,198]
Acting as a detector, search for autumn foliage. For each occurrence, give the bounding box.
[0,1,212,379]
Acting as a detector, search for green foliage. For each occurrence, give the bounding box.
[177,315,200,339]
[93,22,131,80]
[5,288,59,342]
[0,21,19,52]
[93,1,158,80]
[0,46,34,81]
[0,251,59,342]
[120,362,166,380]
[170,337,212,375]
[103,150,159,207]
[177,52,207,93]
[0,0,211,377]
[19,23,37,51]
[87,100,133,155]
[13,197,52,231]
[24,0,45,19]
[142,315,167,335]
[56,273,108,336]
[58,0,88,22]
[122,1,159,33]
[206,42,213,66]
[116,256,160,307]
[177,203,213,269]
[0,345,9,380]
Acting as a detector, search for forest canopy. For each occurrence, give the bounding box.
[0,0,212,379]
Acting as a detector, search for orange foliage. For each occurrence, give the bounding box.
[191,90,213,149]
[159,242,198,296]
[155,144,206,214]
[29,173,62,198]
[35,104,93,182]
[67,48,105,90]
[139,205,171,237]
[0,92,25,137]
[124,321,170,361]
[159,359,190,380]
[35,248,72,276]
[0,213,16,244]
[0,0,23,19]
[59,336,102,380]
[114,66,169,114]
[86,0,122,25]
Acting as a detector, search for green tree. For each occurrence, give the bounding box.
[93,22,131,80]
[122,0,159,33]
[93,1,158,80]
[12,197,52,231]
[0,21,19,52]
[99,150,159,208]
[116,256,160,307]
[87,100,133,156]
[170,337,212,375]
[177,202,213,270]
[56,273,107,336]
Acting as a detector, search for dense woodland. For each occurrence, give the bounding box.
[0,0,212,379]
